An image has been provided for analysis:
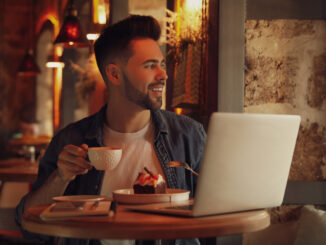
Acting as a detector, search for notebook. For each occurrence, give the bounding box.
[127,112,301,217]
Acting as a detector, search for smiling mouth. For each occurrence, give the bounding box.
[149,81,165,92]
[151,87,163,92]
[149,82,164,94]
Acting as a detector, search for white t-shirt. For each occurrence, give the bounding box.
[100,121,164,245]
[100,121,164,197]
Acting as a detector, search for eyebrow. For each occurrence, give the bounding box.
[142,59,166,65]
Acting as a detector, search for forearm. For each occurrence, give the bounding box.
[23,169,70,211]
[23,143,92,211]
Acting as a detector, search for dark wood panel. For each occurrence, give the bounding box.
[283,180,326,205]
[165,0,175,112]
[247,0,326,20]
[0,0,4,84]
[204,0,219,127]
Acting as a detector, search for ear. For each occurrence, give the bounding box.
[105,64,121,85]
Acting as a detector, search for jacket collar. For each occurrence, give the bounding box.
[151,110,168,137]
[85,104,107,145]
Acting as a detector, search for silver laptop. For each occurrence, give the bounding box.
[128,112,301,217]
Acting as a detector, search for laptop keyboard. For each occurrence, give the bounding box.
[165,204,194,210]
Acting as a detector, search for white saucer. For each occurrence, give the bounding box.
[53,195,106,207]
[112,188,190,204]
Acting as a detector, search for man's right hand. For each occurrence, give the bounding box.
[57,144,93,182]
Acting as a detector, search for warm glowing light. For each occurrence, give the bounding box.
[66,25,80,38]
[47,46,64,69]
[93,0,108,24]
[174,0,202,43]
[174,107,183,115]
[184,0,202,12]
[54,8,89,48]
[46,62,65,68]
[87,33,100,41]
[98,5,107,24]
[93,0,99,23]
[55,46,63,57]
[54,68,63,129]
[37,12,60,37]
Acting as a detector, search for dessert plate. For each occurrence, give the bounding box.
[53,195,107,207]
[112,188,190,204]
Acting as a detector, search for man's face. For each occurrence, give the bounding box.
[120,38,167,110]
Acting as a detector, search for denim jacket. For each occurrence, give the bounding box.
[16,105,206,245]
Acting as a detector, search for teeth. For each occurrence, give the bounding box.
[152,88,163,92]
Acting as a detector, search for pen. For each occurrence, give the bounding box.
[109,201,117,217]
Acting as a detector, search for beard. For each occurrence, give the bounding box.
[122,72,163,110]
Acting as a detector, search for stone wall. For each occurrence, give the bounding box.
[244,18,326,245]
[245,19,326,181]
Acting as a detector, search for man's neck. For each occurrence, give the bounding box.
[105,104,151,133]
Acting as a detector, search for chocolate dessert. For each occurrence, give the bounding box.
[133,167,166,194]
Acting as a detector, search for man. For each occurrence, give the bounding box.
[16,15,206,245]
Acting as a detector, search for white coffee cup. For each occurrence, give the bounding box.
[88,147,122,170]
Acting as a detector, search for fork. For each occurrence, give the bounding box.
[168,161,200,176]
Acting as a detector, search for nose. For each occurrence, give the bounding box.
[156,66,168,81]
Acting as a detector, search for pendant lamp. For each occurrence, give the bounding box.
[54,0,89,48]
[18,49,41,76]
[18,2,40,77]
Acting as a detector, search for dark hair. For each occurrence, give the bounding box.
[94,15,161,83]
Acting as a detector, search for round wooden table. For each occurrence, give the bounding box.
[8,135,51,149]
[0,158,38,182]
[22,204,270,240]
[7,135,51,161]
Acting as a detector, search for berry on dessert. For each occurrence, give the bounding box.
[133,167,166,194]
